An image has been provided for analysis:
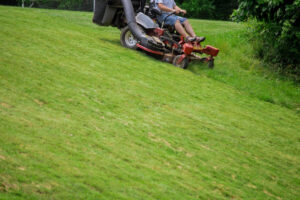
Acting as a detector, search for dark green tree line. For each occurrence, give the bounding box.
[14,0,238,20]
[16,0,93,11]
[176,0,238,20]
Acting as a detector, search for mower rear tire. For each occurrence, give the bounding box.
[120,26,138,50]
[173,55,189,69]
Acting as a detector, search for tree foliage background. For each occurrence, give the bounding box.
[15,0,238,20]
[177,0,238,20]
[233,0,300,79]
[16,0,93,11]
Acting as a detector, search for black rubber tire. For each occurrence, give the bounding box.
[208,59,214,69]
[120,26,138,50]
[172,55,189,69]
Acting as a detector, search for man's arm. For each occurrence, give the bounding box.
[157,3,176,13]
[157,3,186,14]
[174,5,186,15]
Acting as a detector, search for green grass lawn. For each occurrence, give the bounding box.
[0,6,299,200]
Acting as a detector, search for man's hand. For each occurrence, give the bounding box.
[180,9,187,15]
[174,6,187,15]
[174,7,181,14]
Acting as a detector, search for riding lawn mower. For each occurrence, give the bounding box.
[93,0,219,69]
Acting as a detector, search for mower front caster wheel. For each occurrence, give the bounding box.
[172,55,189,69]
[208,58,214,69]
[120,26,138,50]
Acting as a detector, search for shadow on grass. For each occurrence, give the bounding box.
[187,61,213,75]
[99,37,159,56]
[99,38,120,46]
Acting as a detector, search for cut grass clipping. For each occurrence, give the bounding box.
[0,6,300,200]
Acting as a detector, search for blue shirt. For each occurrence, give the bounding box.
[155,0,176,13]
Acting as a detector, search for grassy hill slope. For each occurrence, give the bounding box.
[0,6,299,200]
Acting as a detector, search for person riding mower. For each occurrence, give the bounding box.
[153,0,205,43]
